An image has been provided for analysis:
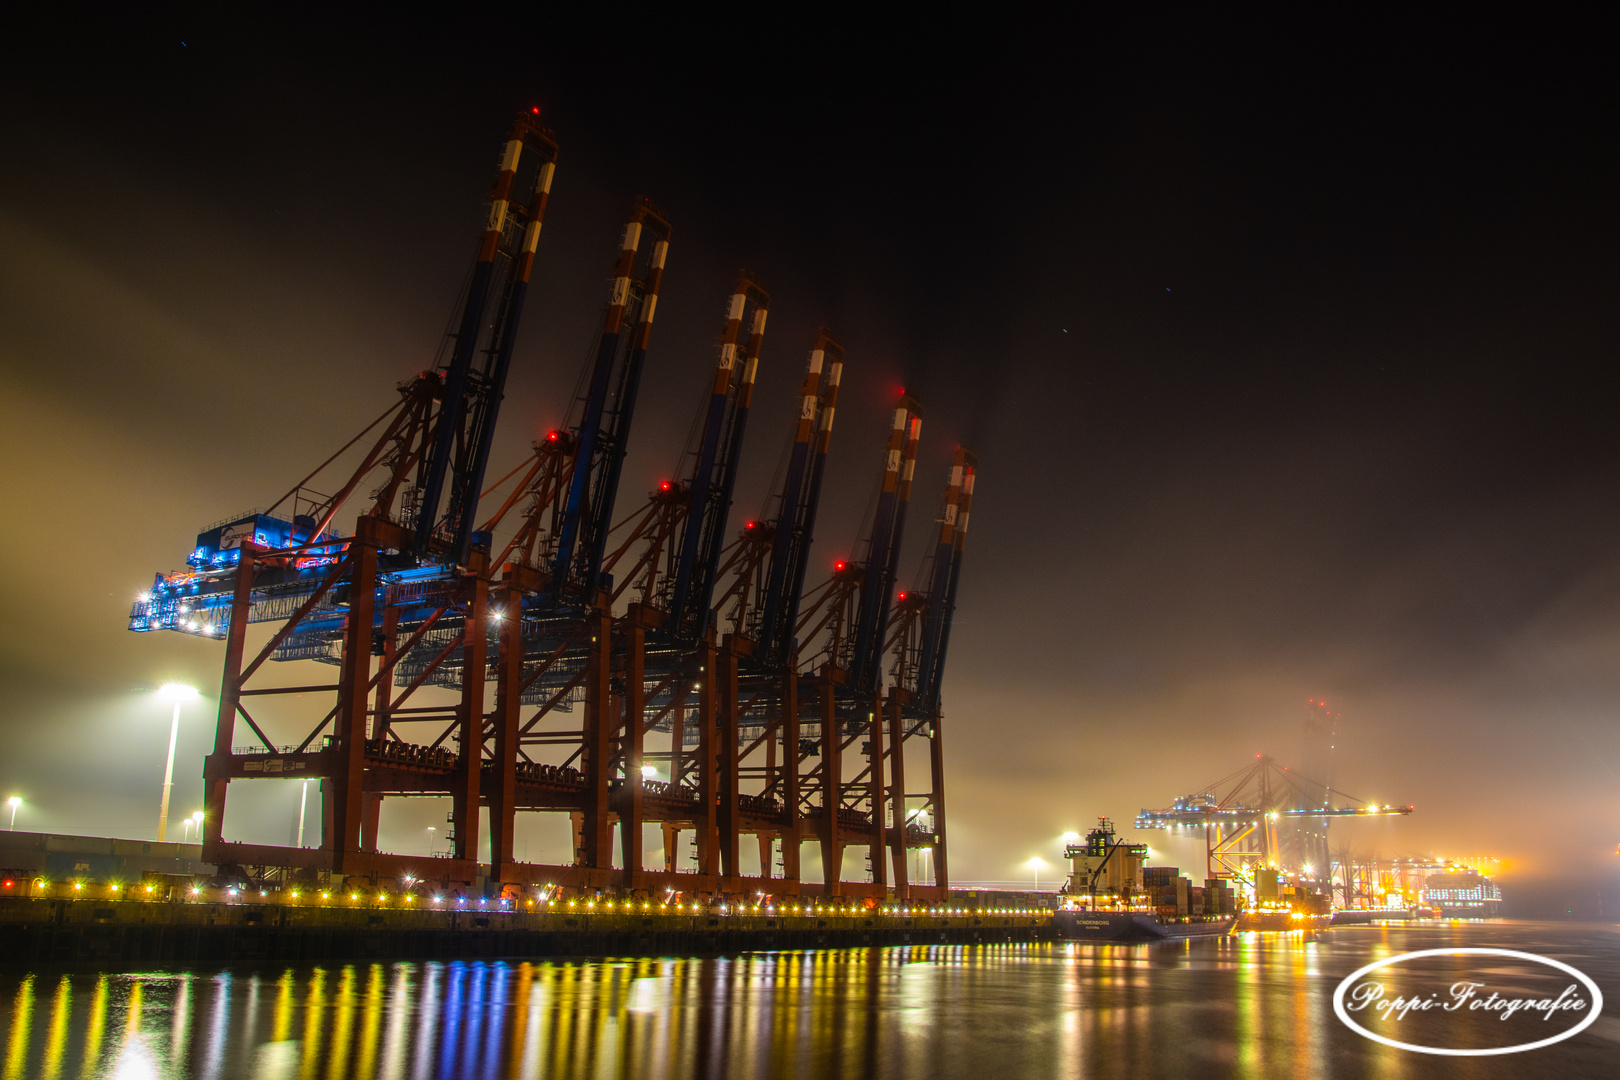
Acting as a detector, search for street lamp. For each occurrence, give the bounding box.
[1029,856,1046,894]
[295,779,311,847]
[188,810,204,845]
[426,826,436,855]
[7,796,19,831]
[155,684,199,842]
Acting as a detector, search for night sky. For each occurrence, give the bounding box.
[2,14,1616,910]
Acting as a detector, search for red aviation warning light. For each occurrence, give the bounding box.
[834,560,846,571]
[659,481,671,491]
[546,430,559,442]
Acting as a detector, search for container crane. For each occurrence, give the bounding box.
[124,111,562,882]
[695,332,844,885]
[125,111,978,905]
[551,272,768,882]
[789,394,922,894]
[1134,754,1414,883]
[877,446,976,893]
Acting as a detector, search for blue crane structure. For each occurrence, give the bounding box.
[126,113,979,903]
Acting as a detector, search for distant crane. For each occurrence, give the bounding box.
[1134,754,1412,885]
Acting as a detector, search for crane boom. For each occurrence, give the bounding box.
[756,332,843,665]
[848,397,922,693]
[414,112,559,565]
[915,447,975,713]
[1136,805,1415,826]
[551,201,671,605]
[666,275,769,642]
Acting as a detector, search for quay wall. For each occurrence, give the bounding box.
[0,897,1057,964]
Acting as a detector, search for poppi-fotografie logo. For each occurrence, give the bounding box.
[1332,948,1604,1056]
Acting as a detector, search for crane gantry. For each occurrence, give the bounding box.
[127,111,980,903]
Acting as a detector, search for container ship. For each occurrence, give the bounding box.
[1423,867,1503,918]
[1235,866,1332,930]
[1053,819,1235,941]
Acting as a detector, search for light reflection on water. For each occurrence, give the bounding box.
[1,923,1616,1079]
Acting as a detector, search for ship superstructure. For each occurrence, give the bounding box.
[1062,818,1147,907]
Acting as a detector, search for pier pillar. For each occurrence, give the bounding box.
[696,633,719,876]
[488,579,524,878]
[360,797,381,854]
[450,546,488,866]
[361,604,400,855]
[718,641,741,879]
[332,518,380,871]
[782,665,801,884]
[757,834,773,880]
[929,709,949,892]
[867,694,887,890]
[372,607,400,740]
[887,692,909,899]
[618,611,647,888]
[818,680,843,894]
[581,608,615,869]
[670,691,687,789]
[201,542,259,857]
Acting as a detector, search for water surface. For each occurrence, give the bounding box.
[3,921,1615,1078]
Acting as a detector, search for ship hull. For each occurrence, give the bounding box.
[1054,911,1234,941]
[1236,911,1332,932]
[1329,909,1421,926]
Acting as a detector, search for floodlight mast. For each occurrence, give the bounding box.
[155,683,198,842]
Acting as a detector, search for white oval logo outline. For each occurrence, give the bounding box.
[1332,947,1604,1056]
